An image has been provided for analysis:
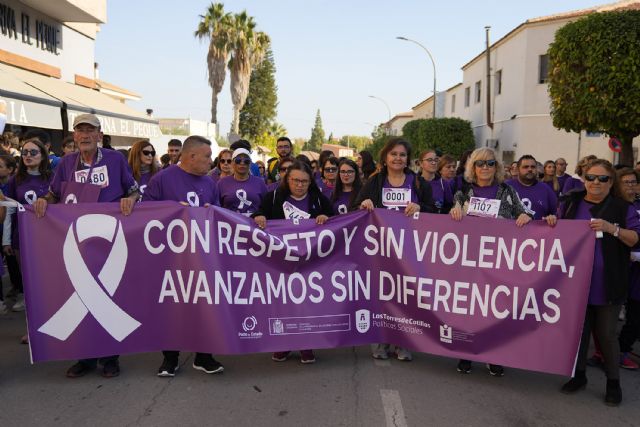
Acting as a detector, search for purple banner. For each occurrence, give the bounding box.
[20,203,594,375]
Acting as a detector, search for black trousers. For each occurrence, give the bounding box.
[162,351,211,362]
[576,304,621,380]
[619,298,640,353]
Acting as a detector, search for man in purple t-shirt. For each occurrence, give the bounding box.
[217,148,267,216]
[142,135,224,378]
[34,113,139,380]
[506,155,557,221]
[555,158,570,191]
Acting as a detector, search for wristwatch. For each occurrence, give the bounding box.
[613,223,620,237]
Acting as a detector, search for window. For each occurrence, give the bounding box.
[495,70,502,95]
[464,87,470,107]
[539,54,549,84]
[475,81,481,103]
[451,94,456,113]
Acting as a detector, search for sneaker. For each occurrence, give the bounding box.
[560,376,587,394]
[193,356,224,374]
[487,364,504,377]
[395,347,412,361]
[587,350,604,367]
[620,353,639,370]
[157,357,179,377]
[66,362,95,378]
[300,350,316,364]
[457,359,472,374]
[0,301,8,315]
[102,360,120,378]
[272,351,291,362]
[11,295,25,312]
[372,344,390,360]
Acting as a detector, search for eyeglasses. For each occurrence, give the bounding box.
[324,167,338,173]
[339,169,355,175]
[142,150,156,157]
[219,159,232,164]
[234,157,251,165]
[584,174,611,183]
[21,149,40,157]
[289,178,310,186]
[276,145,290,150]
[421,157,439,164]
[622,179,638,186]
[279,166,290,172]
[474,159,497,168]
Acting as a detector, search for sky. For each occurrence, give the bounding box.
[95,0,604,140]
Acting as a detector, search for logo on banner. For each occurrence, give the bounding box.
[242,316,257,332]
[439,324,452,344]
[272,319,284,334]
[355,309,370,333]
[38,214,141,342]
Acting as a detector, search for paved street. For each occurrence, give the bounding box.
[1,311,639,427]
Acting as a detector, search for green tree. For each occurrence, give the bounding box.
[239,47,278,140]
[339,135,372,152]
[548,10,640,165]
[308,109,325,152]
[401,118,475,158]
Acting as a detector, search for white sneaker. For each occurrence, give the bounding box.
[371,343,390,360]
[395,347,412,361]
[0,301,8,315]
[12,295,25,312]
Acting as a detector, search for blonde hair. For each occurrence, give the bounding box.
[463,147,504,184]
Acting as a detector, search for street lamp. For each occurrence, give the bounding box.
[368,95,391,133]
[396,36,437,119]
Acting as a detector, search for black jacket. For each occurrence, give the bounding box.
[560,190,634,304]
[353,171,436,213]
[254,187,333,220]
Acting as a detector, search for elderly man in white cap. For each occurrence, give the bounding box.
[34,113,139,379]
[217,147,267,216]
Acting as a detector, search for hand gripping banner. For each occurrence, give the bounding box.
[20,202,595,375]
[37,214,141,342]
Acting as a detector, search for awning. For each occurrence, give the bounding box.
[0,63,161,139]
[0,65,63,129]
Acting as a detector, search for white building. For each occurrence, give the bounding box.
[155,118,220,158]
[409,1,640,167]
[0,0,160,149]
[383,111,414,136]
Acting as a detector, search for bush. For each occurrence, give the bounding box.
[402,117,475,158]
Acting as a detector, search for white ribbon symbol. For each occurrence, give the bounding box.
[186,191,200,207]
[38,214,141,342]
[24,190,37,205]
[236,189,252,210]
[65,193,78,204]
[139,185,147,194]
[338,204,347,214]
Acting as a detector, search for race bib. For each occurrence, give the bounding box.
[467,197,501,218]
[75,165,109,188]
[282,201,311,220]
[382,187,411,208]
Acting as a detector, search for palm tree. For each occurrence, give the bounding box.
[228,11,270,135]
[268,122,287,138]
[194,3,232,125]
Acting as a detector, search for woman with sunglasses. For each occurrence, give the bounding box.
[331,158,362,215]
[128,140,158,196]
[3,138,52,341]
[319,157,339,198]
[217,148,267,216]
[356,138,436,362]
[266,156,295,192]
[210,149,233,184]
[419,149,454,214]
[558,159,640,406]
[253,160,333,364]
[450,147,531,377]
[562,155,597,195]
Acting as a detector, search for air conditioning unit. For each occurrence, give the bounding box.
[485,139,499,149]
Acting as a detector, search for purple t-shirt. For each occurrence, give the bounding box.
[50,149,138,203]
[217,175,267,216]
[138,172,153,196]
[332,191,352,215]
[381,175,418,209]
[506,179,557,220]
[283,194,311,219]
[557,173,570,191]
[143,165,219,206]
[429,177,453,213]
[562,176,584,195]
[471,184,499,199]
[543,179,561,197]
[575,200,640,304]
[267,181,279,192]
[629,199,640,301]
[317,179,335,199]
[6,174,51,205]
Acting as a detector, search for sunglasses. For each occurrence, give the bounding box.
[279,166,290,172]
[474,159,497,168]
[324,167,338,173]
[234,157,251,165]
[142,150,156,157]
[584,174,611,183]
[219,159,232,164]
[21,149,41,157]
